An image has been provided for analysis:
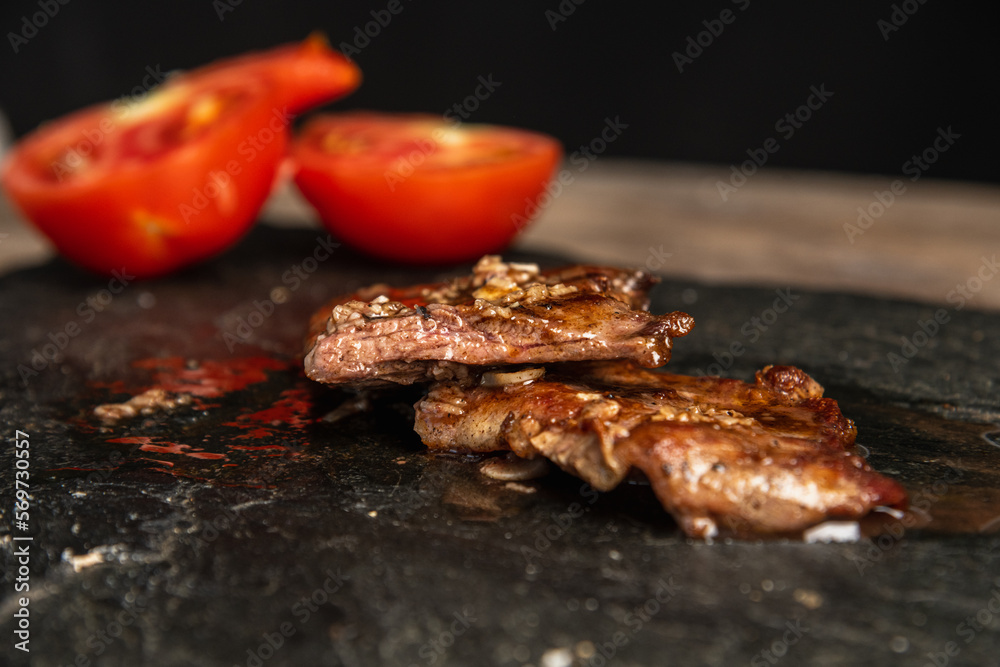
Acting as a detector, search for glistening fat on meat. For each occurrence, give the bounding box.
[304,256,693,386]
[414,361,907,538]
[303,255,908,538]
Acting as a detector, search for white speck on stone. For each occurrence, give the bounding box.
[804,521,860,543]
[541,647,573,667]
[65,550,106,572]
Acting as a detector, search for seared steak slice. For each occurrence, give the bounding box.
[304,256,693,386]
[414,361,907,538]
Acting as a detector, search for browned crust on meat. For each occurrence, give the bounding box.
[304,257,693,386]
[414,361,907,537]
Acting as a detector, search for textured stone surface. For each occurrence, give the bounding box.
[1,225,998,667]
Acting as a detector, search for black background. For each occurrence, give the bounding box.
[0,0,995,183]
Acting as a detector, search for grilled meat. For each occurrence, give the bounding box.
[305,256,693,386]
[414,361,908,538]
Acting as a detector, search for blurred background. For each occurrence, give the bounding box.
[0,0,995,183]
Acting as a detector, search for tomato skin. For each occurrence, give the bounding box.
[1,83,286,278]
[0,37,360,278]
[291,113,563,264]
[2,86,287,277]
[193,33,361,115]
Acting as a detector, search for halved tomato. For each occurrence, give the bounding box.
[193,33,361,115]
[291,112,563,264]
[1,37,360,278]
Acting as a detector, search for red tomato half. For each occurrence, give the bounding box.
[291,113,563,264]
[193,33,361,115]
[1,37,360,278]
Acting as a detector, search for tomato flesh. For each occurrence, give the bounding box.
[192,33,361,115]
[1,37,361,278]
[291,113,563,264]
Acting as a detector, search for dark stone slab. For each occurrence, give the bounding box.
[2,225,998,667]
